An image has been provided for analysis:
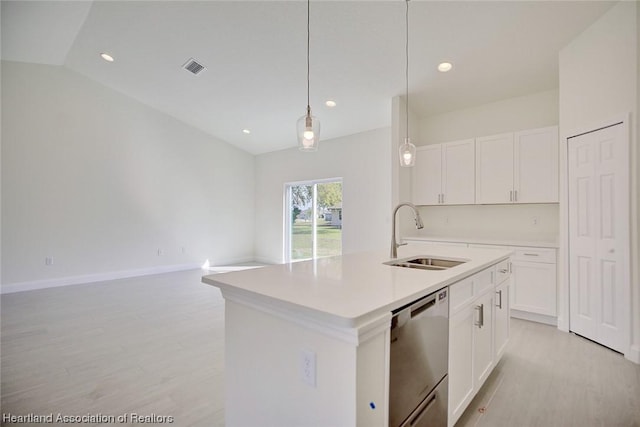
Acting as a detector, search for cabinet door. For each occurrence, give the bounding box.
[473,291,494,388]
[442,139,475,205]
[448,305,475,426]
[475,133,514,204]
[511,260,557,316]
[494,280,510,360]
[514,126,559,203]
[413,145,442,205]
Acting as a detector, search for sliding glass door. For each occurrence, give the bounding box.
[285,179,342,262]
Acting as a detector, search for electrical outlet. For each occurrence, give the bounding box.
[45,256,54,266]
[532,216,539,226]
[300,350,316,387]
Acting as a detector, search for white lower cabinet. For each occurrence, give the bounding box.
[448,262,510,427]
[510,248,557,319]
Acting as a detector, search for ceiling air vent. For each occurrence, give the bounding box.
[182,58,206,75]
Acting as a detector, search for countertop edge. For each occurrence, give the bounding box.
[202,251,511,330]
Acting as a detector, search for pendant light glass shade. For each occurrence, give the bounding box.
[297,105,320,151]
[399,137,416,167]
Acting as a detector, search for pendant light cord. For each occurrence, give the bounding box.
[405,0,409,138]
[307,0,311,109]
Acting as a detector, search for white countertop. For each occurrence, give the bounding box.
[202,244,511,329]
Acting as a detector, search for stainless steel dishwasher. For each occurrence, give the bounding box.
[389,288,449,427]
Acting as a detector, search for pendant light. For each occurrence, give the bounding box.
[399,0,416,167]
[297,0,320,151]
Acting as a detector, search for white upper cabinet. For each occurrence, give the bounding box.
[413,139,475,206]
[475,126,559,204]
[413,144,442,205]
[475,133,514,204]
[514,127,559,203]
[443,140,476,204]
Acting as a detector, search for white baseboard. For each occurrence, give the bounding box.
[253,255,282,265]
[1,263,202,294]
[510,309,558,326]
[626,344,640,364]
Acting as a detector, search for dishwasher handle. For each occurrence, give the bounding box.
[411,295,437,318]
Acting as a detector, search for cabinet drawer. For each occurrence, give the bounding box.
[473,268,494,295]
[495,259,511,284]
[512,247,556,263]
[450,276,474,313]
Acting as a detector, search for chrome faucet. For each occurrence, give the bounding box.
[390,202,424,258]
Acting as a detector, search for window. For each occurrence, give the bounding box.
[285,179,342,262]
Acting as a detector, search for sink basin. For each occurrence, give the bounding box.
[384,256,468,271]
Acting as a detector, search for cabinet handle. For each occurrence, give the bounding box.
[523,253,539,257]
[441,193,445,204]
[499,268,508,274]
[514,190,518,202]
[509,190,513,202]
[496,290,503,309]
[474,304,484,328]
[509,262,512,273]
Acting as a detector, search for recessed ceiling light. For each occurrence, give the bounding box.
[100,53,114,62]
[242,129,251,134]
[325,100,337,108]
[438,62,453,72]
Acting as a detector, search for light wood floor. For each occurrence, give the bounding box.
[2,269,639,426]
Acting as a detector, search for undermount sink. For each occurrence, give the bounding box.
[384,256,468,271]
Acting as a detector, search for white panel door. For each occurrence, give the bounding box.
[514,126,559,203]
[475,133,514,204]
[412,145,442,205]
[442,139,475,205]
[568,123,629,354]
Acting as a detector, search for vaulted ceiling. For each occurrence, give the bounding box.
[2,1,616,154]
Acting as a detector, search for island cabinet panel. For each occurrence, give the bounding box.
[223,299,390,427]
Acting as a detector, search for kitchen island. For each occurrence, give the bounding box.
[202,244,511,427]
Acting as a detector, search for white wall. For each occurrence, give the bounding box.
[254,128,392,264]
[409,204,559,244]
[558,0,638,361]
[418,89,559,145]
[1,61,255,289]
[408,90,560,243]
